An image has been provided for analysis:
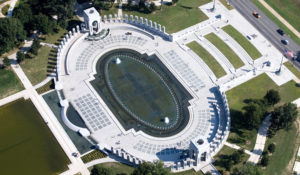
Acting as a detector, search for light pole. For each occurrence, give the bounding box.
[212,0,216,12]
[276,56,284,75]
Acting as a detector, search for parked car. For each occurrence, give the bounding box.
[246,35,252,40]
[277,29,285,36]
[253,11,261,18]
[281,39,289,45]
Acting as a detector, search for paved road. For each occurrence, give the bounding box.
[230,0,300,68]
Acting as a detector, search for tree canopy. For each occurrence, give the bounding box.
[243,102,263,129]
[270,103,298,130]
[0,18,26,55]
[264,89,280,106]
[132,161,170,175]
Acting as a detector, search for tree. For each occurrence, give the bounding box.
[0,18,26,55]
[268,143,275,153]
[150,2,156,12]
[231,151,243,164]
[172,0,179,5]
[264,89,280,106]
[243,102,263,129]
[132,160,170,175]
[29,39,41,55]
[261,155,269,167]
[271,103,298,131]
[17,51,25,63]
[33,14,56,34]
[3,57,11,68]
[90,165,113,175]
[233,163,263,175]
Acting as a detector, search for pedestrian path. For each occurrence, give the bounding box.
[224,115,271,164]
[248,114,271,164]
[258,0,300,39]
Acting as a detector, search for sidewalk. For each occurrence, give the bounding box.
[258,0,300,39]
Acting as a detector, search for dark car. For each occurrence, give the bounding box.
[277,29,285,36]
[281,39,289,45]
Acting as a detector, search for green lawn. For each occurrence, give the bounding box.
[81,150,107,163]
[36,79,55,94]
[205,33,244,69]
[263,121,300,175]
[222,25,262,60]
[1,4,9,15]
[123,0,211,33]
[251,0,300,46]
[0,68,24,99]
[213,145,250,173]
[91,162,204,175]
[219,0,233,10]
[187,41,226,78]
[40,27,67,45]
[90,162,135,175]
[264,0,300,34]
[226,73,300,150]
[284,61,300,79]
[99,4,119,17]
[21,46,52,85]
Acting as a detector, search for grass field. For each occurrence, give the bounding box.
[226,73,300,150]
[81,150,107,163]
[205,33,244,69]
[40,27,67,45]
[219,0,233,10]
[213,145,250,173]
[263,121,300,175]
[222,25,262,60]
[251,0,300,46]
[123,0,211,33]
[0,69,24,99]
[99,4,119,17]
[21,46,52,85]
[0,99,70,175]
[91,162,205,174]
[36,79,55,94]
[187,41,226,78]
[264,0,300,34]
[107,55,178,127]
[90,162,135,175]
[284,61,300,79]
[1,4,9,15]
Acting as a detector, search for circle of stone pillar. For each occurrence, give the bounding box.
[130,15,133,23]
[135,16,138,23]
[76,25,80,33]
[119,14,123,22]
[125,14,128,22]
[149,20,153,28]
[153,22,157,30]
[158,24,161,32]
[145,18,148,26]
[109,14,113,22]
[114,14,117,22]
[140,17,143,25]
[162,26,166,33]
